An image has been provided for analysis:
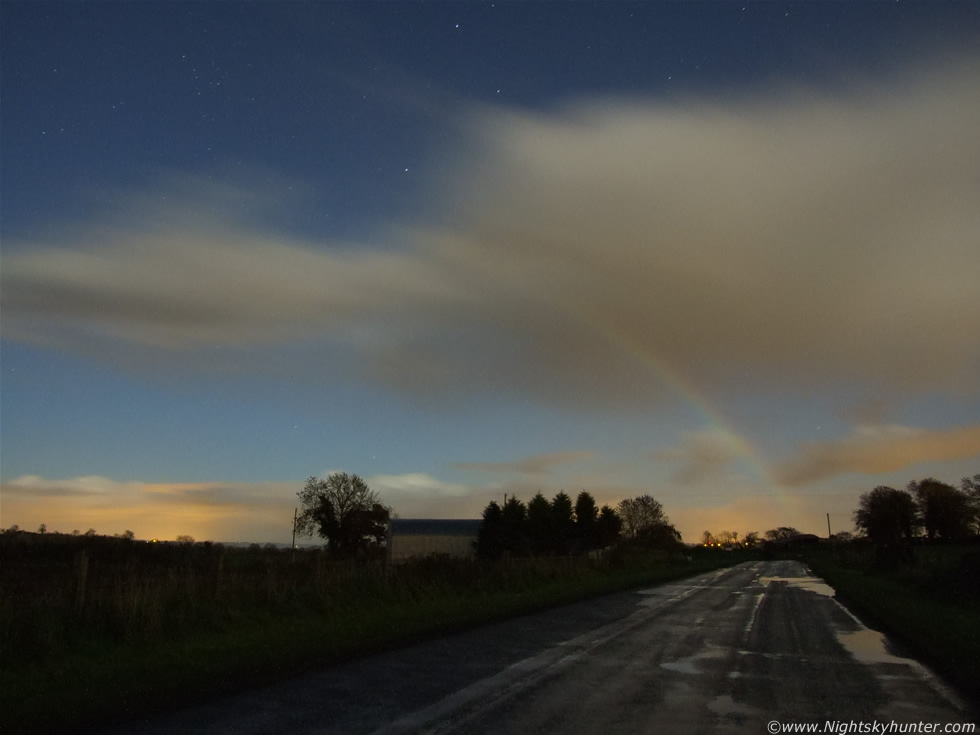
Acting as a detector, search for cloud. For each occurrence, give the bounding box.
[3,55,979,407]
[2,475,146,498]
[368,472,471,498]
[774,423,980,486]
[452,450,594,475]
[652,428,748,484]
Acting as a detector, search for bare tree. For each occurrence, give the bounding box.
[618,495,681,549]
[296,473,389,558]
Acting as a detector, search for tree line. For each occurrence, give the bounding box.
[474,492,682,560]
[852,475,979,565]
[698,528,810,548]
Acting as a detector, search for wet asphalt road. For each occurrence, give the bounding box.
[101,561,974,734]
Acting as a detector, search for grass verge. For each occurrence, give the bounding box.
[805,549,980,702]
[1,551,738,733]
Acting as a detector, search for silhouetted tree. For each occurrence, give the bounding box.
[909,478,972,540]
[501,496,529,557]
[176,534,195,544]
[551,492,575,555]
[476,501,505,560]
[574,491,599,552]
[764,527,801,542]
[637,521,683,550]
[963,474,980,534]
[618,495,667,539]
[596,505,622,547]
[527,492,553,555]
[296,473,390,558]
[618,495,682,550]
[743,531,760,546]
[37,523,47,535]
[701,530,716,546]
[854,486,917,566]
[717,530,738,546]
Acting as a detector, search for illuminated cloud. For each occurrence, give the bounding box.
[452,450,595,475]
[3,55,979,408]
[774,423,980,486]
[368,472,471,497]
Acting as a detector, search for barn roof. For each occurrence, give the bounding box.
[390,519,482,536]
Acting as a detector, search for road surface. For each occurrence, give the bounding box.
[102,561,974,734]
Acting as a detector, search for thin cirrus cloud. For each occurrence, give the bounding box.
[774,424,980,487]
[2,55,979,408]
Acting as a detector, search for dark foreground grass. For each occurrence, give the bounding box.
[805,545,980,701]
[0,540,739,734]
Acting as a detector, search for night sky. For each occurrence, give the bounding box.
[2,2,979,543]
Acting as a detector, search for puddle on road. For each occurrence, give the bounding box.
[836,627,909,665]
[757,575,913,667]
[708,694,759,719]
[660,645,725,676]
[757,576,836,597]
[661,658,701,675]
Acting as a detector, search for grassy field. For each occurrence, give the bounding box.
[0,533,741,733]
[802,541,980,700]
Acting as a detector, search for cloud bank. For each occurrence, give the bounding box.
[3,56,979,408]
[774,423,980,486]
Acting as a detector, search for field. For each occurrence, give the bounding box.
[0,532,740,733]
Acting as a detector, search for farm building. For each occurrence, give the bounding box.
[387,519,482,563]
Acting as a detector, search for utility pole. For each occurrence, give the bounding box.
[826,513,832,539]
[292,507,297,549]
